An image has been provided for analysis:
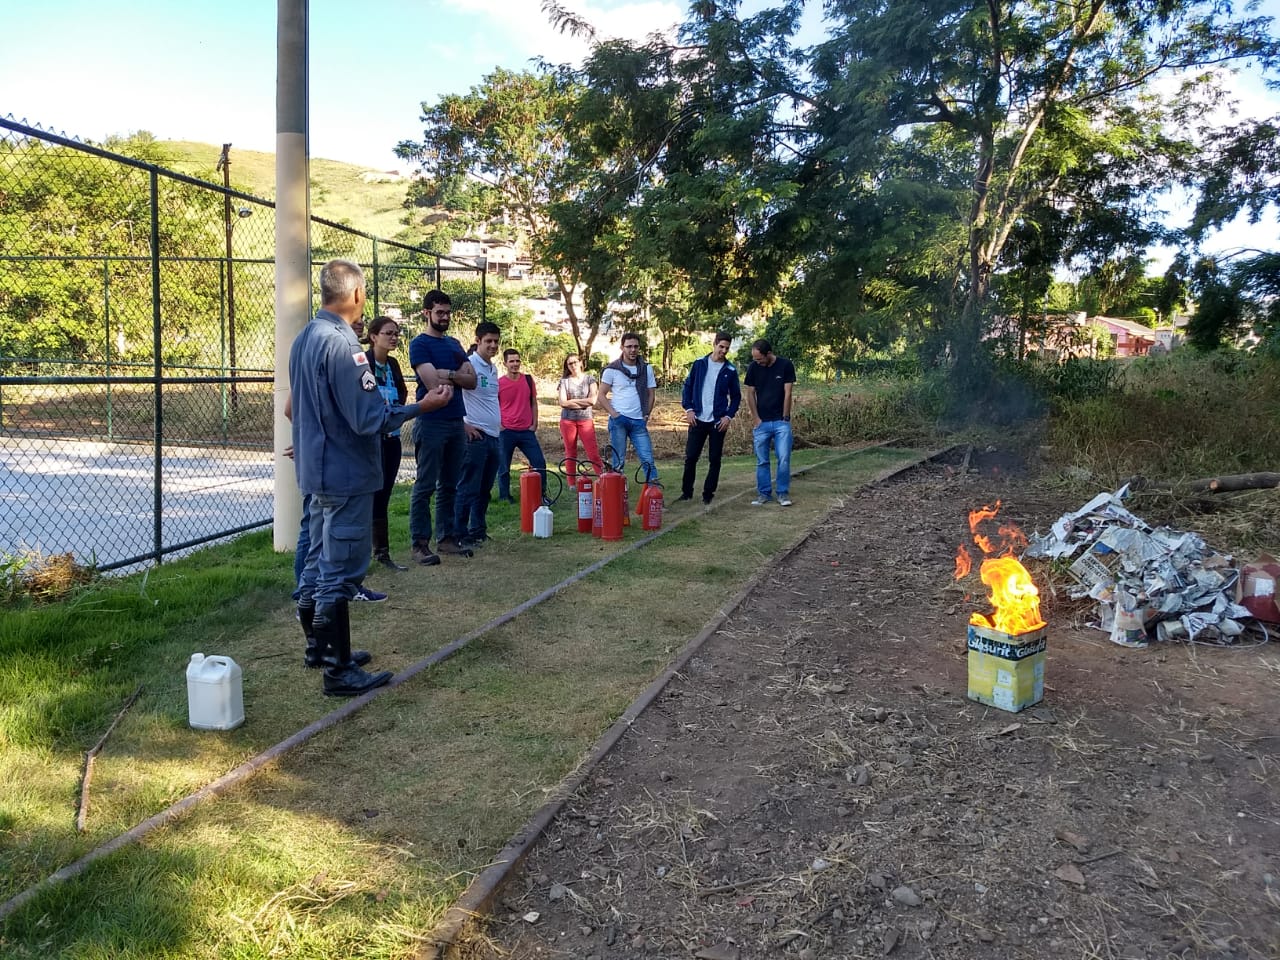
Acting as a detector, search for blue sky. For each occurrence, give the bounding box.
[1,0,1275,261]
[0,0,685,169]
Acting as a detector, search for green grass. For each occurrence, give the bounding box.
[0,446,926,958]
[158,140,413,241]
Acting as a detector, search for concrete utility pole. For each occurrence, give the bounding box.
[273,0,310,551]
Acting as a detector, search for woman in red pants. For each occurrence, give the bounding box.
[557,354,604,482]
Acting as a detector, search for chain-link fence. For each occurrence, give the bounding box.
[0,117,483,573]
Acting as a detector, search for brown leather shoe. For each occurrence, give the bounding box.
[435,536,473,558]
[411,541,441,566]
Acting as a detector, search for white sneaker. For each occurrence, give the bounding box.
[751,497,773,506]
[778,497,793,507]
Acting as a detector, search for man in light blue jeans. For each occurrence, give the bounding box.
[599,332,660,482]
[744,338,797,506]
[607,415,658,479]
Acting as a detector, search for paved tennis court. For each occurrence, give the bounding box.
[0,437,274,573]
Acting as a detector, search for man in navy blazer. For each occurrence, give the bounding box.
[678,332,741,505]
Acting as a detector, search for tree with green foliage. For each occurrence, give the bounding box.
[1189,114,1280,350]
[1075,256,1158,321]
[542,3,811,345]
[801,0,1276,386]
[397,68,617,356]
[0,134,226,366]
[1186,257,1246,350]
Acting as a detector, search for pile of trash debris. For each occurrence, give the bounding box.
[1024,485,1274,647]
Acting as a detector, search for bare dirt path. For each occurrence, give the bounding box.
[471,456,1280,960]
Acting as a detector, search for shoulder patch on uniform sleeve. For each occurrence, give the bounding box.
[353,352,369,366]
[361,369,377,392]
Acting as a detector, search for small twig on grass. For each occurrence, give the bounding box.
[76,684,144,832]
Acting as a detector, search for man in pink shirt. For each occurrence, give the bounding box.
[497,349,548,502]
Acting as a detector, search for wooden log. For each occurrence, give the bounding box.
[1186,472,1280,494]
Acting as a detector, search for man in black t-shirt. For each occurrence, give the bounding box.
[743,338,796,506]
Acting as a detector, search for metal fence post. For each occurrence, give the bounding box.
[219,259,229,444]
[103,257,114,441]
[151,170,163,565]
[372,237,380,315]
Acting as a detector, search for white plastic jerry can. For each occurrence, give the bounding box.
[532,504,554,538]
[186,653,245,731]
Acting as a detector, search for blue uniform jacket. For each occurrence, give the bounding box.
[681,354,742,422]
[289,309,420,496]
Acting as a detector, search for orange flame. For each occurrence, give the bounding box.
[957,501,1045,636]
[968,502,1001,535]
[997,523,1027,555]
[970,556,1045,635]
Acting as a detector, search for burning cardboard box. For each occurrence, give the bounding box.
[957,505,1048,713]
[967,622,1047,713]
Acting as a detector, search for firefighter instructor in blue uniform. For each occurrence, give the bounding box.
[290,259,452,696]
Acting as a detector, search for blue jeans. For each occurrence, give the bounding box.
[498,428,547,500]
[454,432,500,539]
[297,492,373,609]
[607,415,658,482]
[752,420,792,498]
[410,417,466,545]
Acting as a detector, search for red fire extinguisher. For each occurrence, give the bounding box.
[637,476,664,531]
[561,459,596,534]
[596,462,625,542]
[592,477,604,538]
[594,446,618,539]
[519,470,542,534]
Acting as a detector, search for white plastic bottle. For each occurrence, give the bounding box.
[533,503,554,538]
[186,653,245,730]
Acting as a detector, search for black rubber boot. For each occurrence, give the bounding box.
[306,600,372,669]
[320,601,392,696]
[299,601,322,667]
[372,518,407,571]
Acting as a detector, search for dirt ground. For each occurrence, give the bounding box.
[473,452,1280,960]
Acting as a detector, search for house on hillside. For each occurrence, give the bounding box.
[448,236,532,280]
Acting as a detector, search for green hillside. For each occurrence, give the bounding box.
[157,140,415,241]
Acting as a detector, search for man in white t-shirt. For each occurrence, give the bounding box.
[455,321,502,546]
[598,332,659,482]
